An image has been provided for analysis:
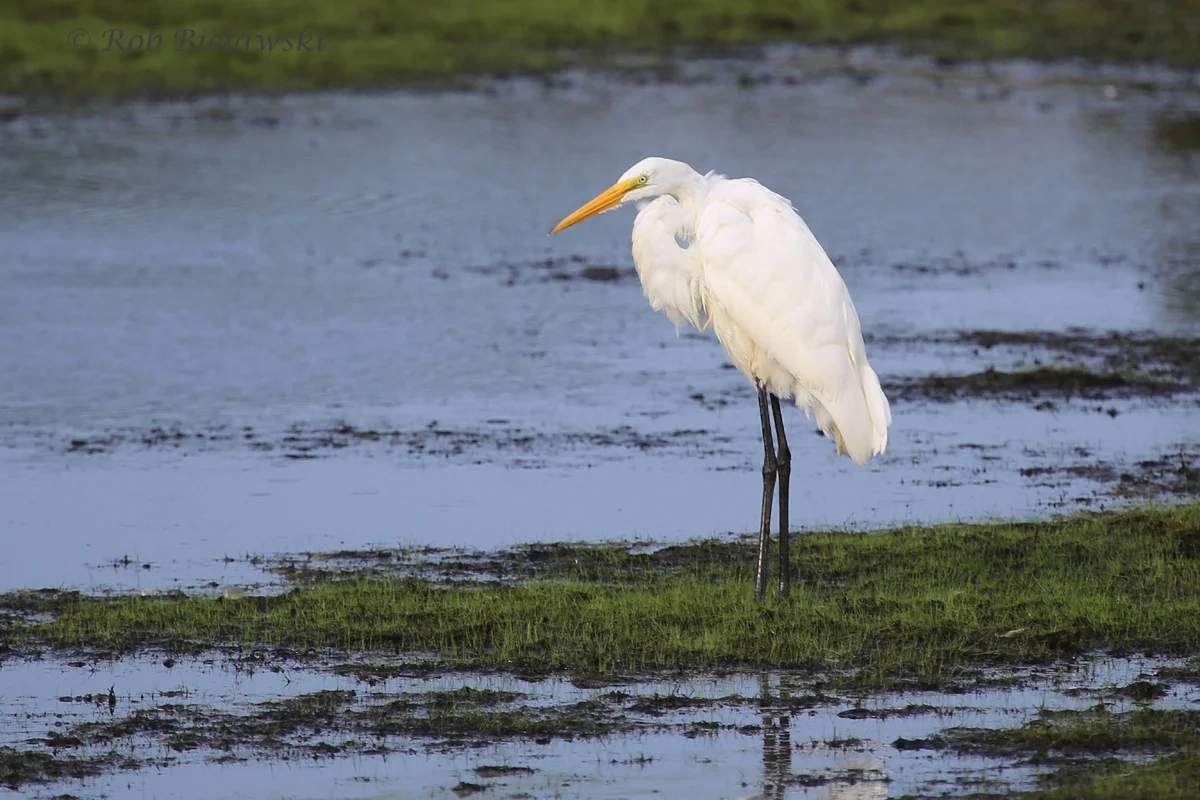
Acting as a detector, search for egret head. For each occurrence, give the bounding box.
[549,157,697,234]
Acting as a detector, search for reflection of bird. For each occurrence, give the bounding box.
[746,674,890,800]
[818,757,891,800]
[550,158,891,599]
[757,673,791,800]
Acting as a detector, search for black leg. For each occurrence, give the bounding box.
[770,395,791,598]
[755,385,777,601]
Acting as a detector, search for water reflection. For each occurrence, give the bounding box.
[1127,111,1200,329]
[759,672,792,800]
[748,674,889,799]
[1155,225,1200,330]
[1163,265,1200,327]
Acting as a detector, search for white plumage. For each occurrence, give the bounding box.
[622,158,891,465]
[550,156,891,598]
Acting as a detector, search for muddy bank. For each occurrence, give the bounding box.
[889,366,1190,404]
[47,421,731,462]
[3,505,1200,797]
[9,505,1199,681]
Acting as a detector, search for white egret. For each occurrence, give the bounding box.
[549,157,891,599]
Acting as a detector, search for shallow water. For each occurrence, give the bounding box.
[2,653,1195,799]
[1,51,1198,596]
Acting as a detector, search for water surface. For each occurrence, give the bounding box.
[1,51,1197,594]
[3,653,1193,799]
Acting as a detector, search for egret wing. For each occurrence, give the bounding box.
[695,179,890,463]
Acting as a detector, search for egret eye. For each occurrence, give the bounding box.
[548,157,891,604]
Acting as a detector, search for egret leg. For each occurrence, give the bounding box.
[755,385,777,601]
[770,395,791,598]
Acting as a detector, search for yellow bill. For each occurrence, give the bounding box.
[549,178,640,234]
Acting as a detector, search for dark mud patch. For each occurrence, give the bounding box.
[1154,660,1200,685]
[888,366,1187,404]
[473,764,535,778]
[623,691,786,716]
[50,421,733,463]
[1154,114,1200,155]
[473,253,1075,286]
[953,331,1200,373]
[0,748,135,792]
[1018,444,1197,503]
[264,535,758,586]
[688,328,1198,411]
[2,684,627,790]
[466,255,638,286]
[837,703,940,720]
[887,254,1024,277]
[879,329,1200,404]
[1109,680,1170,703]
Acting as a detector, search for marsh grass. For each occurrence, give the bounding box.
[0,748,118,791]
[2,0,1199,100]
[55,687,614,759]
[1026,753,1200,800]
[950,708,1200,755]
[937,708,1200,800]
[14,504,1200,686]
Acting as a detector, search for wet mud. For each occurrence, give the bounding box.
[25,327,1199,466]
[2,654,1197,798]
[1018,446,1197,502]
[53,421,732,463]
[882,330,1200,404]
[463,255,638,286]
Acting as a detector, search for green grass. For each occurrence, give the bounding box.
[10,503,1200,686]
[939,708,1200,800]
[951,708,1200,755]
[1025,754,1200,800]
[1,0,1198,100]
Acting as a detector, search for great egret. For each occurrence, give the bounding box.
[549,157,891,599]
